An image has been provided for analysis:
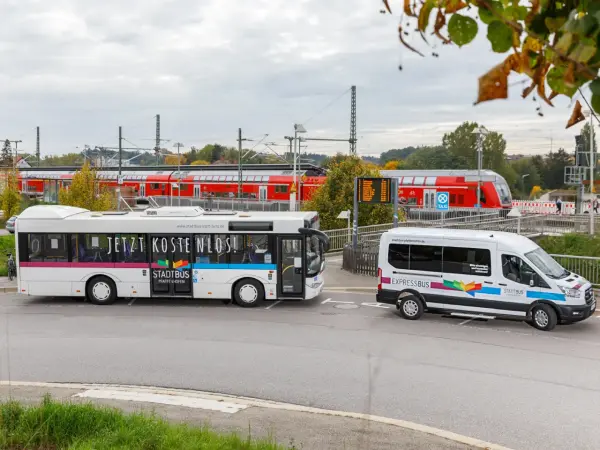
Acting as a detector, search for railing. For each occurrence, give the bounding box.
[550,254,600,287]
[129,196,302,212]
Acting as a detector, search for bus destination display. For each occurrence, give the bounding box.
[357,178,392,204]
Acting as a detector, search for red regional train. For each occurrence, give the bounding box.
[380,169,513,209]
[17,164,327,204]
[16,165,512,209]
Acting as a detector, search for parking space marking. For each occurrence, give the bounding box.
[128,298,136,306]
[361,302,391,309]
[265,300,282,310]
[321,298,354,305]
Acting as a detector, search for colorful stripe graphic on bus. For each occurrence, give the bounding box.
[430,280,502,297]
[157,260,169,268]
[154,260,189,271]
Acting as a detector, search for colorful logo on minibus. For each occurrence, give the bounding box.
[443,280,482,294]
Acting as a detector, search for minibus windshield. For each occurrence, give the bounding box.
[525,247,569,279]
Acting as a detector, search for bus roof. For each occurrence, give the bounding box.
[17,205,318,235]
[383,227,538,253]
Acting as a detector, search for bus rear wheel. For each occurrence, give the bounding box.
[87,276,117,305]
[234,279,264,308]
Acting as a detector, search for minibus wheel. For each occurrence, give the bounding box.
[86,276,117,305]
[530,304,557,331]
[398,295,424,320]
[234,279,265,308]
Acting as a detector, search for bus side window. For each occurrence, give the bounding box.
[230,234,270,264]
[28,234,44,262]
[76,234,113,263]
[115,234,147,263]
[27,234,68,262]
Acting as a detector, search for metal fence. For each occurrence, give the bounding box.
[129,196,301,212]
[551,255,600,287]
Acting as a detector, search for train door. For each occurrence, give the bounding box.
[194,185,201,198]
[139,183,146,197]
[259,185,267,202]
[423,189,436,209]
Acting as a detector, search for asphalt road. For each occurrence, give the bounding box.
[0,292,598,450]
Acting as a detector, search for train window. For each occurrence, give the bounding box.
[261,176,269,182]
[450,194,457,204]
[232,176,238,182]
[413,177,425,185]
[425,177,436,186]
[150,183,160,190]
[200,176,206,181]
[247,176,255,182]
[243,176,249,181]
[402,177,414,185]
[458,194,464,204]
[219,176,226,181]
[226,176,233,181]
[206,176,213,181]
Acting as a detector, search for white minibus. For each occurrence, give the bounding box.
[376,228,596,331]
[15,205,329,307]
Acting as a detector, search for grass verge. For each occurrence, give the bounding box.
[0,234,15,277]
[0,396,290,450]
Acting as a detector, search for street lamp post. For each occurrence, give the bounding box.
[291,124,306,211]
[475,126,488,211]
[174,142,184,206]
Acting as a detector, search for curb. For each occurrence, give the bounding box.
[0,381,513,450]
[324,287,376,293]
[0,286,17,293]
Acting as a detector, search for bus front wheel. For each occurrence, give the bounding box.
[87,276,117,305]
[233,279,264,308]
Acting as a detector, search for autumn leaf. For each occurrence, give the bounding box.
[535,63,553,107]
[566,100,585,129]
[382,0,392,14]
[404,0,416,17]
[549,90,560,101]
[525,0,540,25]
[522,81,536,99]
[476,63,509,104]
[418,0,434,33]
[433,9,451,43]
[445,0,467,14]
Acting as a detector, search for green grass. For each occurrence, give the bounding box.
[537,233,600,256]
[0,234,15,277]
[0,396,290,450]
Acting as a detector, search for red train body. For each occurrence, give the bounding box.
[17,166,512,209]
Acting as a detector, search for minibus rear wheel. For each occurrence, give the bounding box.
[398,295,424,320]
[530,304,557,331]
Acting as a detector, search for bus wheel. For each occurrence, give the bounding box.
[234,279,264,308]
[87,276,117,305]
[530,304,557,331]
[398,295,424,320]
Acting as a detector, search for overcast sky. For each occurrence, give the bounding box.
[0,0,590,158]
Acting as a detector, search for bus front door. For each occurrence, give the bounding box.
[278,237,305,298]
[150,235,193,297]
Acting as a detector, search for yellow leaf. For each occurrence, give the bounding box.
[566,100,585,129]
[418,0,434,32]
[433,9,451,43]
[476,63,509,105]
[404,0,416,16]
[445,0,467,14]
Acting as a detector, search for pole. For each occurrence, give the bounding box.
[476,130,482,212]
[117,126,122,211]
[36,127,40,167]
[352,178,359,249]
[350,85,357,155]
[292,128,298,211]
[155,114,161,166]
[173,142,184,206]
[590,113,595,234]
[393,178,399,228]
[238,128,242,199]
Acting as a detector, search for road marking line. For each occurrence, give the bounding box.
[459,318,474,326]
[73,389,248,414]
[128,298,136,306]
[265,300,282,310]
[361,302,391,309]
[321,298,355,305]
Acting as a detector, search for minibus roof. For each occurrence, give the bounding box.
[383,227,539,253]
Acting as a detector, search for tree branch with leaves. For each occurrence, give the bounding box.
[382,0,600,127]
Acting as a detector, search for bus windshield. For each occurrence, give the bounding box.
[525,247,569,279]
[306,235,324,277]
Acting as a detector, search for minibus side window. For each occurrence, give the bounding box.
[443,247,491,277]
[410,245,442,272]
[388,244,409,269]
[502,255,539,286]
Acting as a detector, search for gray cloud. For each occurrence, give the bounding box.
[0,0,585,158]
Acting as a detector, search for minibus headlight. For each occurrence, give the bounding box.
[558,286,580,298]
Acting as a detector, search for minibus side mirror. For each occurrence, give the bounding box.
[529,279,535,287]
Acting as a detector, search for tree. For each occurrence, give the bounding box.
[442,122,506,171]
[578,123,597,164]
[380,1,600,122]
[303,155,399,230]
[541,148,573,189]
[58,163,113,211]
[510,158,542,198]
[0,168,20,220]
[165,154,186,165]
[403,146,463,169]
[190,160,210,166]
[380,147,418,163]
[383,160,402,170]
[0,140,12,167]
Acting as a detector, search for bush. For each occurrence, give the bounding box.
[537,234,600,257]
[0,396,288,450]
[0,234,15,277]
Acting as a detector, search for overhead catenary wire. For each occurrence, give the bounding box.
[301,87,352,126]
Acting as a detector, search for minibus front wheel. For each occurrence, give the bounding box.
[529,303,558,331]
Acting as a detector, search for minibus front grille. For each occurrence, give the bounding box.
[585,287,594,304]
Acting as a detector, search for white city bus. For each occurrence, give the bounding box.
[15,205,329,306]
